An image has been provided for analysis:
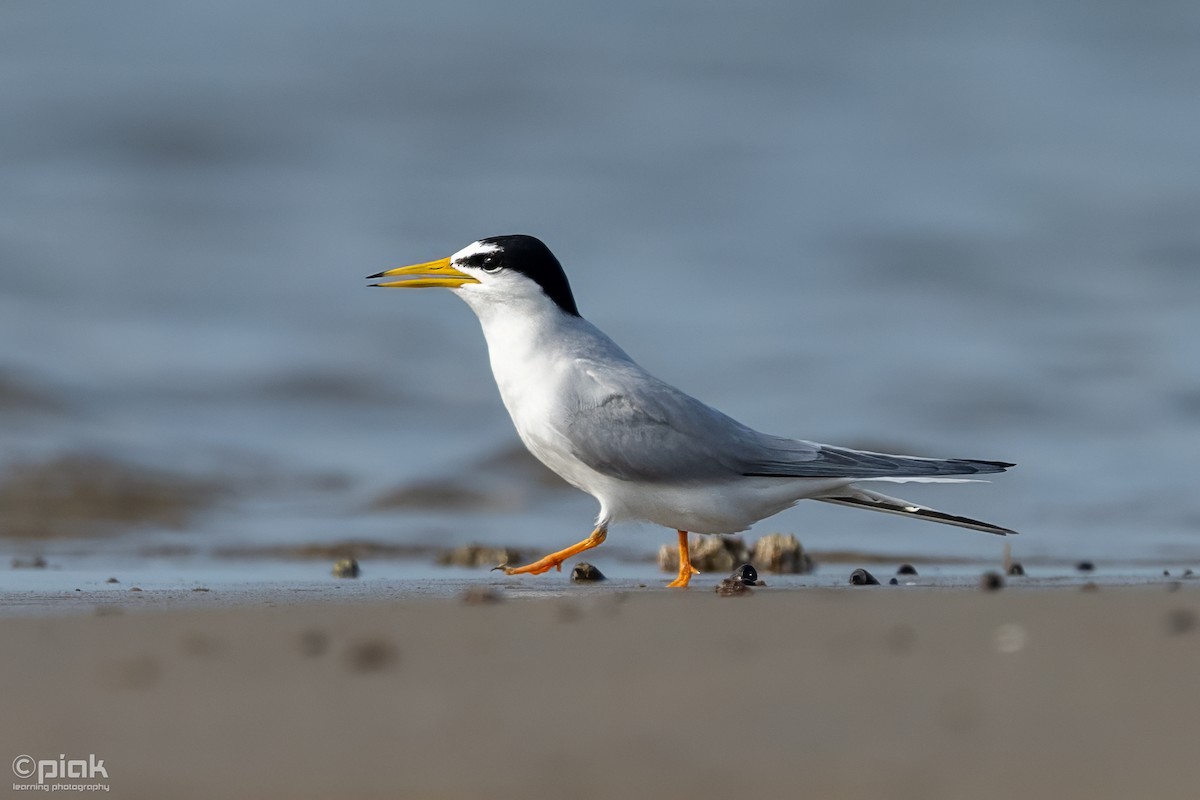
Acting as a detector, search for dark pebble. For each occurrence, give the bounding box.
[191,587,211,592]
[715,578,752,596]
[570,562,606,582]
[1164,608,1196,636]
[332,558,360,578]
[889,577,899,585]
[849,568,880,586]
[1185,569,1195,578]
[980,571,1004,591]
[1007,563,1025,576]
[106,577,120,584]
[129,586,143,592]
[1163,570,1171,577]
[1076,561,1095,572]
[896,563,918,576]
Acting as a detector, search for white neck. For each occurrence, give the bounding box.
[454,287,634,425]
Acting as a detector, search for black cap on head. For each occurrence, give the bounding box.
[469,235,580,317]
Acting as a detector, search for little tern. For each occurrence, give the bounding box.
[369,235,1014,587]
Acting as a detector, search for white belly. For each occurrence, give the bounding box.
[590,473,854,534]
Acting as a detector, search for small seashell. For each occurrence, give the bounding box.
[733,563,759,586]
[849,568,880,586]
[570,562,606,582]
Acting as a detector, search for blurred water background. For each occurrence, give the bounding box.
[2,0,1198,575]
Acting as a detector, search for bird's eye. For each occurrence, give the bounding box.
[481,255,501,273]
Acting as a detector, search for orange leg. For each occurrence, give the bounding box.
[499,527,607,576]
[666,530,699,588]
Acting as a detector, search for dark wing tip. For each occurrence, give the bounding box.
[964,459,1016,473]
[365,271,387,280]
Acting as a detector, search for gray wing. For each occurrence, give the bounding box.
[741,438,1014,479]
[563,379,756,482]
[562,362,1013,483]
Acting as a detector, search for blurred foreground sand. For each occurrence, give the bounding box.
[1,586,1197,799]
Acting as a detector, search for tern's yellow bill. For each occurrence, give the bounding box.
[367,257,479,289]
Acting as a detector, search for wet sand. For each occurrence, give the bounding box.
[1,583,1197,799]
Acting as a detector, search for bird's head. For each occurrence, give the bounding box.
[368,235,580,317]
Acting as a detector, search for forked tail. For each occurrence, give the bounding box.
[815,485,1015,535]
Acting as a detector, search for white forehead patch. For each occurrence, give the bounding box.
[452,240,501,263]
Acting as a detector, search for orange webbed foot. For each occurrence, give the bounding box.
[496,527,607,577]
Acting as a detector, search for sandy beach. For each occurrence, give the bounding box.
[2,582,1196,799]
